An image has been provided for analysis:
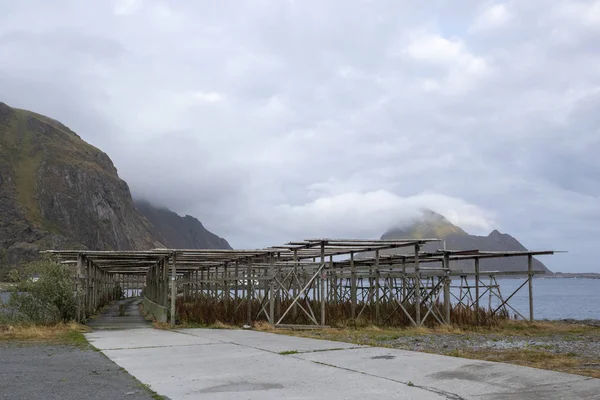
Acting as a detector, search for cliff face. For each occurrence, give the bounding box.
[134,199,231,249]
[0,102,163,276]
[382,209,550,273]
[0,101,234,278]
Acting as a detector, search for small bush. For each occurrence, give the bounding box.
[6,258,77,324]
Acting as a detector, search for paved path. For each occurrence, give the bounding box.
[0,298,158,400]
[85,328,600,400]
[0,343,158,400]
[87,297,151,330]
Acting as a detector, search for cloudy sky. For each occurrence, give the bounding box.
[1,0,599,272]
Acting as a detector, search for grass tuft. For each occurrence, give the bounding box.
[279,350,299,355]
[0,322,90,346]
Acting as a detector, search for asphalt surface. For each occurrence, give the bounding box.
[0,298,157,400]
[0,343,158,400]
[86,328,600,400]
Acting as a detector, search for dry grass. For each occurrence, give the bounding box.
[465,319,599,336]
[0,322,90,346]
[152,320,237,330]
[152,321,172,330]
[443,348,600,379]
[270,320,599,340]
[257,323,464,346]
[266,320,600,379]
[208,321,237,330]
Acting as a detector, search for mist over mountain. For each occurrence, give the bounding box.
[382,209,551,273]
[134,199,231,250]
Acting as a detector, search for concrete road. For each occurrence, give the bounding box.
[87,298,151,330]
[85,328,600,400]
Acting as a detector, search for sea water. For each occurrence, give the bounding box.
[490,277,600,320]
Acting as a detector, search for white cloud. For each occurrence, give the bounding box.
[242,190,496,241]
[471,3,511,31]
[114,0,141,16]
[403,31,489,93]
[193,91,224,103]
[582,1,600,26]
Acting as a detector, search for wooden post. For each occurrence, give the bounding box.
[314,256,320,311]
[293,250,298,318]
[156,270,160,301]
[247,260,253,325]
[329,255,335,303]
[276,253,282,318]
[85,259,91,317]
[414,244,421,325]
[200,268,205,297]
[402,257,407,306]
[184,272,190,301]
[162,258,168,307]
[475,258,480,325]
[170,253,177,328]
[92,263,97,312]
[269,254,275,324]
[213,266,218,299]
[375,249,380,325]
[488,275,493,311]
[76,254,84,322]
[350,252,357,320]
[147,266,152,301]
[234,261,239,309]
[108,273,112,302]
[443,253,451,324]
[320,241,326,326]
[104,270,107,303]
[528,254,534,322]
[224,263,229,313]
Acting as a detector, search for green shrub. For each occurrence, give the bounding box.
[7,258,77,323]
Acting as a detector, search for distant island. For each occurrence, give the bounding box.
[382,209,551,273]
[547,272,600,279]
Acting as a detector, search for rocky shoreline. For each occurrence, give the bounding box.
[553,319,600,327]
[378,331,600,362]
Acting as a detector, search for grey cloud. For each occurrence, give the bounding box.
[1,0,599,272]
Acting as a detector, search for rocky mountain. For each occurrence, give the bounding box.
[0,102,230,278]
[134,199,231,249]
[382,209,550,273]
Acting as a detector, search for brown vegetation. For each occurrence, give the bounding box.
[0,322,90,345]
[262,320,600,379]
[175,297,510,328]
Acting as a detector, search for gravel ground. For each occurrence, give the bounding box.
[378,332,600,362]
[0,342,162,400]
